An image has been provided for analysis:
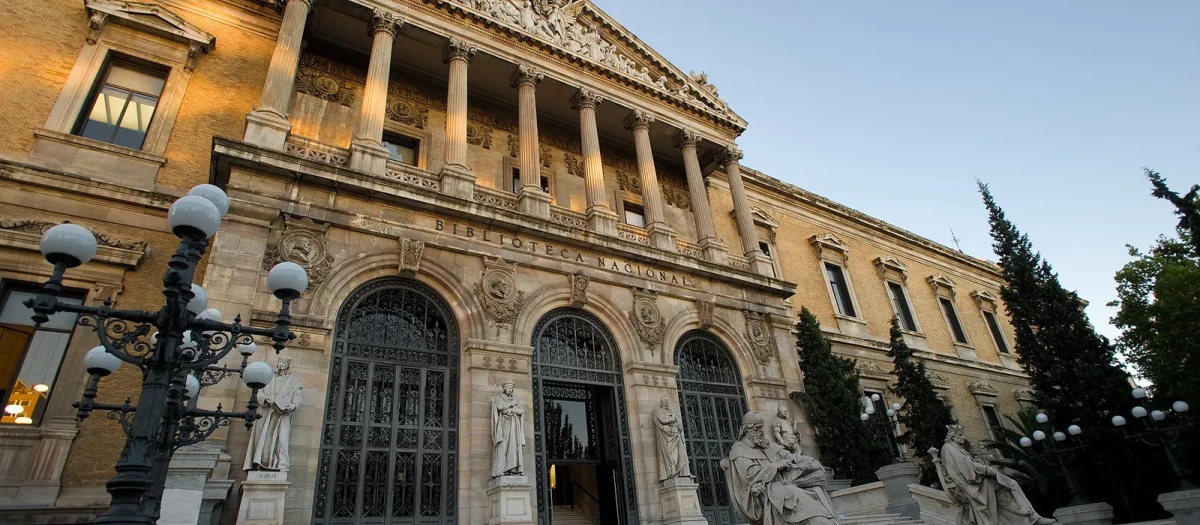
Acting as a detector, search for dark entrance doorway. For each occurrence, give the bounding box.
[312,278,460,525]
[675,331,748,525]
[532,308,638,525]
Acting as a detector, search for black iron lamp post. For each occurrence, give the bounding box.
[26,184,309,524]
[1020,413,1088,506]
[1111,387,1193,490]
[861,393,904,463]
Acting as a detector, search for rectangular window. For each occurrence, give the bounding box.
[758,241,772,257]
[940,297,968,344]
[382,133,419,166]
[982,311,1010,353]
[624,203,646,228]
[75,59,167,150]
[825,263,857,317]
[982,405,1005,442]
[511,168,549,194]
[0,288,83,426]
[887,281,917,332]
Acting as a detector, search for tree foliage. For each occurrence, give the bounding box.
[791,307,891,484]
[1145,168,1200,257]
[886,317,955,486]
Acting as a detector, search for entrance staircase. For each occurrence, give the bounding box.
[551,505,599,525]
[840,512,924,525]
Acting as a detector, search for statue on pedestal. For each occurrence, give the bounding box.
[773,405,801,455]
[491,380,526,478]
[244,357,303,472]
[654,396,693,481]
[724,412,838,525]
[931,425,1056,525]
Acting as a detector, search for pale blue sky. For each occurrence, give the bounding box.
[598,0,1199,341]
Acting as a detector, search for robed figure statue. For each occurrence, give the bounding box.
[931,425,1056,525]
[244,357,303,472]
[724,412,839,525]
[654,396,693,481]
[491,381,526,478]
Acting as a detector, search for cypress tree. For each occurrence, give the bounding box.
[791,307,891,484]
[887,316,956,486]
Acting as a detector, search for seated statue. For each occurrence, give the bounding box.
[723,412,839,525]
[931,425,1056,525]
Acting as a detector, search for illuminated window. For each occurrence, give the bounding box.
[383,132,419,166]
[623,203,645,227]
[75,60,167,149]
[0,288,83,426]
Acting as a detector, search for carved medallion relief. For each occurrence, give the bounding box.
[628,288,665,354]
[473,257,527,326]
[262,216,335,291]
[743,311,777,365]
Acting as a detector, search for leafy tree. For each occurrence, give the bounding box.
[1145,169,1200,257]
[886,317,955,486]
[791,307,891,484]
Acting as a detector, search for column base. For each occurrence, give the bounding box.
[236,471,291,525]
[350,139,389,176]
[243,110,291,151]
[586,207,619,236]
[746,251,775,277]
[1052,502,1114,525]
[487,475,535,525]
[517,187,551,218]
[699,238,727,265]
[1158,488,1200,525]
[875,462,920,520]
[648,222,677,252]
[439,164,476,200]
[659,477,708,525]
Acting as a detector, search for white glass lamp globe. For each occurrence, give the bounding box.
[184,375,200,400]
[14,416,32,425]
[865,405,876,415]
[871,393,881,402]
[1151,410,1166,421]
[1132,387,1148,399]
[860,413,870,422]
[266,262,308,297]
[1053,431,1066,442]
[168,195,221,238]
[33,384,49,393]
[237,340,257,357]
[891,403,901,411]
[4,404,23,415]
[242,361,274,389]
[1035,413,1049,424]
[1019,437,1033,447]
[1174,401,1190,413]
[1068,425,1082,436]
[188,284,209,315]
[187,184,229,217]
[1112,415,1127,427]
[84,345,122,376]
[1132,406,1148,418]
[151,332,159,345]
[199,308,222,322]
[886,409,896,417]
[1033,430,1046,441]
[39,223,98,267]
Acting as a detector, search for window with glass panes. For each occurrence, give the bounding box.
[624,203,646,228]
[382,132,419,166]
[825,263,856,317]
[982,310,1009,353]
[940,297,968,344]
[0,287,83,426]
[887,281,917,331]
[75,59,167,149]
[511,168,549,194]
[981,404,1005,442]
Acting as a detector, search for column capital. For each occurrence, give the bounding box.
[442,36,478,64]
[369,8,404,37]
[716,145,743,167]
[570,87,603,111]
[671,128,700,150]
[510,64,545,88]
[623,109,655,131]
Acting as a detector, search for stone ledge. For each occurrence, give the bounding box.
[33,129,168,165]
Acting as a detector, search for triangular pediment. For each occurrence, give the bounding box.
[86,0,215,51]
[442,0,744,130]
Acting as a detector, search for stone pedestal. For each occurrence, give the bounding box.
[160,443,223,525]
[439,164,476,199]
[1159,488,1200,525]
[236,470,291,525]
[659,477,708,525]
[1052,502,1114,525]
[243,111,291,151]
[700,238,728,265]
[487,475,535,525]
[587,207,619,237]
[517,188,551,218]
[874,462,920,520]
[349,140,389,176]
[649,223,677,252]
[747,251,775,277]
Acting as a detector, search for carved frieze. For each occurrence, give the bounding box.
[696,299,714,329]
[540,144,552,167]
[473,257,526,326]
[743,311,777,364]
[398,238,424,274]
[467,122,493,149]
[564,153,584,177]
[0,219,148,252]
[569,272,589,306]
[969,380,1000,398]
[628,288,665,353]
[507,135,518,158]
[662,185,691,211]
[386,98,428,129]
[262,216,334,291]
[295,68,356,107]
[856,360,891,381]
[616,170,642,195]
[927,371,951,390]
[1013,387,1035,403]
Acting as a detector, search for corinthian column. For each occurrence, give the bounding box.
[511,64,550,218]
[243,0,313,150]
[720,146,773,276]
[439,37,478,199]
[673,129,726,263]
[349,9,402,175]
[571,88,617,235]
[624,109,676,251]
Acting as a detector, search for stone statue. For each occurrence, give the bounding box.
[654,396,693,481]
[931,425,1056,525]
[773,405,801,455]
[491,380,526,478]
[724,412,838,525]
[244,357,303,472]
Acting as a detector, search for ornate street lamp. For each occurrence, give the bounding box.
[1111,387,1193,490]
[1020,412,1088,506]
[861,393,904,462]
[25,184,307,524]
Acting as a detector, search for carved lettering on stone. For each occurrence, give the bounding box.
[262,215,335,291]
[474,257,526,326]
[628,288,665,354]
[398,238,424,274]
[743,311,777,365]
[569,272,589,306]
[467,122,493,149]
[696,299,714,329]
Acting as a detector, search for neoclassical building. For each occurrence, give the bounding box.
[0,1,1036,524]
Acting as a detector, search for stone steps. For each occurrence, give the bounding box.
[550,505,599,525]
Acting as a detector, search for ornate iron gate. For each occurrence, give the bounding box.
[313,278,459,525]
[675,331,747,525]
[531,308,638,525]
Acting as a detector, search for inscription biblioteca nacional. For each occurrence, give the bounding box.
[435,220,695,288]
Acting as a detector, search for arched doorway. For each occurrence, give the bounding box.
[531,308,638,525]
[312,277,460,525]
[675,330,748,525]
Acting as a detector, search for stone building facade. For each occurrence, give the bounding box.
[0,0,1035,524]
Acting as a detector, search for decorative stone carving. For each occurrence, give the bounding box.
[715,145,743,167]
[743,311,777,364]
[569,272,589,306]
[773,405,801,454]
[510,63,545,88]
[874,255,909,282]
[244,358,303,472]
[491,381,526,478]
[689,70,719,97]
[507,134,518,158]
[467,122,493,149]
[969,380,1000,398]
[442,36,478,64]
[724,412,839,525]
[1013,388,1035,404]
[564,153,583,177]
[262,216,334,291]
[398,238,424,274]
[369,8,404,37]
[616,170,642,195]
[927,371,951,390]
[385,98,428,128]
[623,109,655,131]
[628,288,665,353]
[0,219,149,252]
[570,87,603,110]
[695,299,714,329]
[857,360,891,381]
[654,396,693,481]
[540,144,552,167]
[972,290,1000,309]
[86,11,108,44]
[809,233,850,263]
[93,283,124,303]
[928,274,958,298]
[296,69,356,107]
[474,257,526,326]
